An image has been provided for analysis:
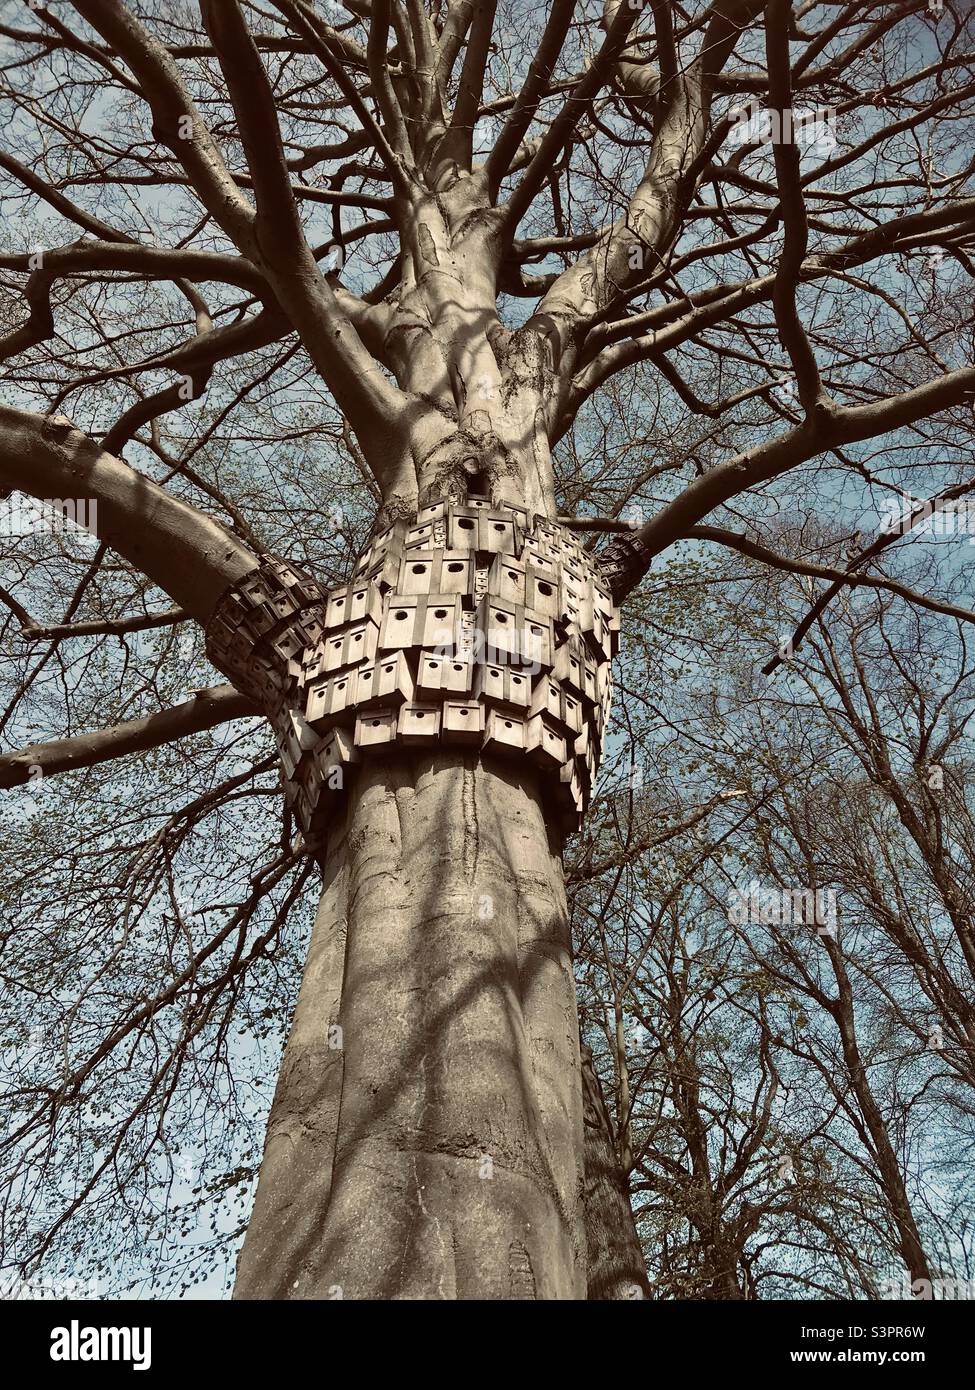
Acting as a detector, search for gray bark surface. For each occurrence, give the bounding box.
[235,750,586,1299]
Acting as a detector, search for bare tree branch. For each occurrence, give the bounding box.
[0,685,259,788]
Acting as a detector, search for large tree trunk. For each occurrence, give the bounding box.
[234,750,586,1299]
[580,1044,652,1299]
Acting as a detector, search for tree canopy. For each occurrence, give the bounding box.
[1,0,974,1297]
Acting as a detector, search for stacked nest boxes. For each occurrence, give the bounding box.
[205,556,329,709]
[203,555,347,840]
[300,497,618,836]
[205,498,619,846]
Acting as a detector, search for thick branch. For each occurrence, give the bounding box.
[0,240,265,292]
[688,525,975,633]
[0,684,258,788]
[22,607,189,642]
[70,0,257,247]
[443,0,498,171]
[602,365,975,601]
[502,1,639,234]
[0,405,256,619]
[485,0,577,197]
[764,0,826,415]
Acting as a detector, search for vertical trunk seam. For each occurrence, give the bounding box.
[462,755,479,887]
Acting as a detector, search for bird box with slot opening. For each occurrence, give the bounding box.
[483,710,526,756]
[442,700,483,744]
[488,554,526,605]
[438,551,474,596]
[398,702,441,745]
[401,552,439,595]
[458,608,477,656]
[421,595,462,651]
[526,714,568,769]
[354,708,398,750]
[447,505,481,550]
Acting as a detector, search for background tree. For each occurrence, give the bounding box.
[1,0,974,1299]
[572,557,975,1299]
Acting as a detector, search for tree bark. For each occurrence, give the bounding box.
[234,749,586,1299]
[580,1043,652,1299]
[826,943,934,1288]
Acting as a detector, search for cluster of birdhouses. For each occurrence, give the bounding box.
[205,498,620,847]
[205,555,329,710]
